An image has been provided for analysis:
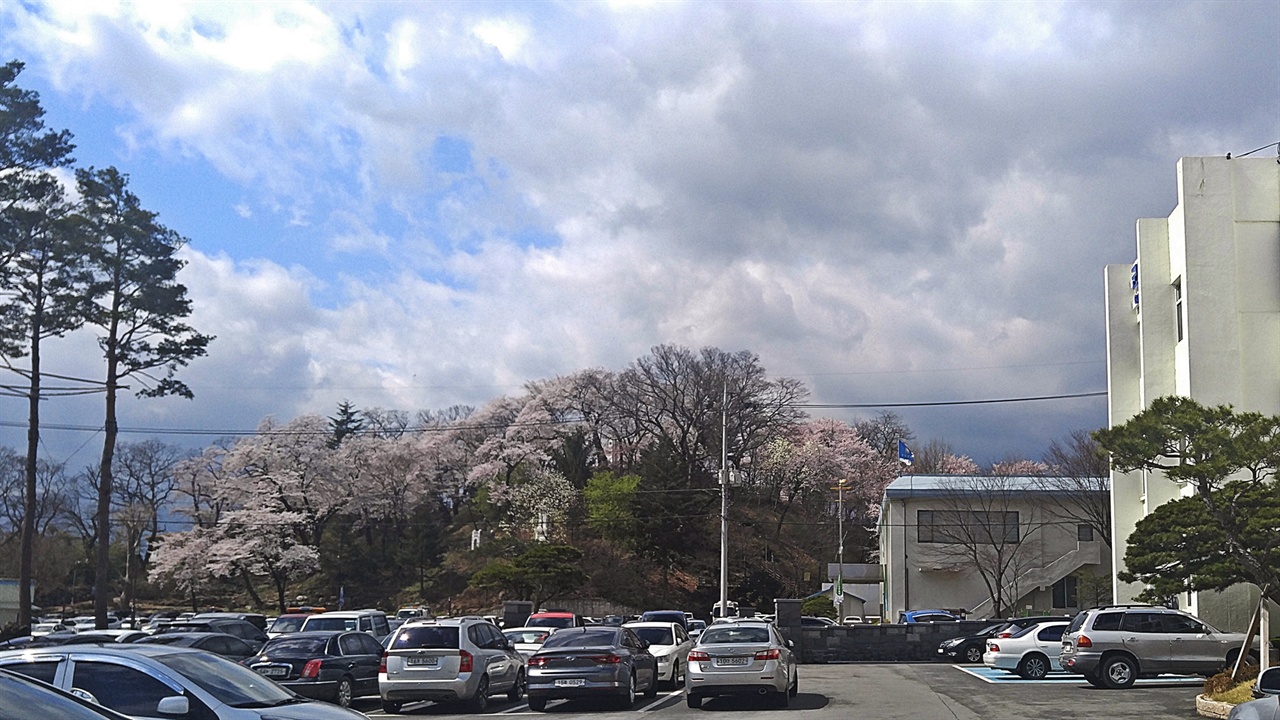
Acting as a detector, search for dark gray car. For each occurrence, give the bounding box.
[526,626,658,711]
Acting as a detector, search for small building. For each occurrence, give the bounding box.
[879,475,1110,621]
[1104,155,1280,631]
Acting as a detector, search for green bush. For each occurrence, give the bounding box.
[802,596,836,619]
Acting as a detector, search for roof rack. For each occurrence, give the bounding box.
[1092,604,1159,610]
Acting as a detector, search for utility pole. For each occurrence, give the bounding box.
[832,478,852,622]
[718,382,729,619]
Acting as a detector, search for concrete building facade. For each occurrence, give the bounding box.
[1104,156,1280,631]
[879,475,1109,621]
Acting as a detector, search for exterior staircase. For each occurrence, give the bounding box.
[965,540,1104,619]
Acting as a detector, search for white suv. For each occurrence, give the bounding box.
[379,617,525,714]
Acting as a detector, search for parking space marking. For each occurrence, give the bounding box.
[952,665,1203,686]
[637,689,685,711]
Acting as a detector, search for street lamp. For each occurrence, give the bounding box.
[831,478,854,622]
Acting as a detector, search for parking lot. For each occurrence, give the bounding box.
[349,663,1205,719]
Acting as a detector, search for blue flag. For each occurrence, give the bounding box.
[897,440,914,466]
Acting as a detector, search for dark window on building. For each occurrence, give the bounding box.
[1174,278,1184,342]
[917,510,1018,544]
[1052,575,1078,608]
[1078,524,1094,541]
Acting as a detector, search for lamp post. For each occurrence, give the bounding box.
[718,383,729,619]
[831,478,853,622]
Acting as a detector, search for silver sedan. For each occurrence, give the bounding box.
[684,619,797,709]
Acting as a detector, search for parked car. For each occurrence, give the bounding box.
[0,643,368,719]
[525,611,585,629]
[155,618,268,652]
[137,631,259,662]
[268,613,313,638]
[685,618,797,709]
[688,619,707,639]
[63,615,123,630]
[801,616,837,627]
[898,609,963,623]
[1060,604,1260,688]
[638,610,690,630]
[624,621,694,689]
[0,667,135,720]
[30,621,66,636]
[54,629,149,645]
[983,620,1069,679]
[991,615,1074,637]
[301,610,391,641]
[503,626,554,660]
[526,625,658,711]
[937,622,1014,664]
[1229,666,1280,720]
[379,616,525,714]
[194,612,269,633]
[246,630,383,708]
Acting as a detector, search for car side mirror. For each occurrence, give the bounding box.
[157,696,190,716]
[786,639,794,649]
[1256,667,1280,697]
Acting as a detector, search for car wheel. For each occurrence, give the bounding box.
[618,672,636,709]
[964,645,984,664]
[382,700,402,714]
[789,669,798,698]
[686,693,701,709]
[1101,655,1137,689]
[1227,650,1260,670]
[1017,654,1050,680]
[469,676,490,713]
[1084,671,1107,688]
[528,696,547,712]
[334,677,354,708]
[644,670,658,699]
[508,670,526,702]
[669,660,681,689]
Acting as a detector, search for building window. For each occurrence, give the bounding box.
[1077,524,1094,541]
[1173,278,1184,342]
[1052,575,1079,609]
[917,510,1019,544]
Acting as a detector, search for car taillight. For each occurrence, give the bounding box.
[998,631,1013,638]
[301,659,322,678]
[688,651,710,662]
[1076,635,1092,648]
[379,651,387,673]
[987,643,999,653]
[459,650,474,673]
[754,649,780,661]
[528,656,549,668]
[587,654,623,664]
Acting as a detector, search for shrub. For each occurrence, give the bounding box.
[1204,663,1257,700]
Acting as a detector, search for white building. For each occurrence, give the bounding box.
[879,475,1109,621]
[1104,155,1280,631]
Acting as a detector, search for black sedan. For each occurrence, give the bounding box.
[135,631,258,662]
[244,630,384,708]
[935,622,1011,663]
[526,626,658,711]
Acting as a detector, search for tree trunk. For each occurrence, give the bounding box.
[239,566,265,609]
[94,347,119,629]
[18,314,41,631]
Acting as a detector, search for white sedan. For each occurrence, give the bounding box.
[623,621,694,688]
[983,620,1069,680]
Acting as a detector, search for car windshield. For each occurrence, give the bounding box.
[542,629,618,648]
[392,626,460,650]
[154,651,295,706]
[303,617,356,632]
[504,630,550,644]
[631,627,674,646]
[261,636,329,655]
[527,616,575,629]
[700,626,770,644]
[269,616,306,633]
[979,623,1007,635]
[138,635,187,645]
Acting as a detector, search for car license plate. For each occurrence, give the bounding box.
[256,667,288,677]
[716,657,750,667]
[406,656,438,666]
[554,678,586,687]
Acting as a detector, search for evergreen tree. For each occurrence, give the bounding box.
[327,400,364,449]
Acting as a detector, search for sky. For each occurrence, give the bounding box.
[0,0,1275,470]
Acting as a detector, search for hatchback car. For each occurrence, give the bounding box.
[246,630,383,708]
[1060,605,1258,688]
[684,619,797,709]
[982,620,1069,679]
[379,616,525,714]
[526,626,658,711]
[624,621,694,688]
[155,619,268,652]
[301,610,391,642]
[0,643,367,719]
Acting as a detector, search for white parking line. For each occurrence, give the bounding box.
[637,689,684,711]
